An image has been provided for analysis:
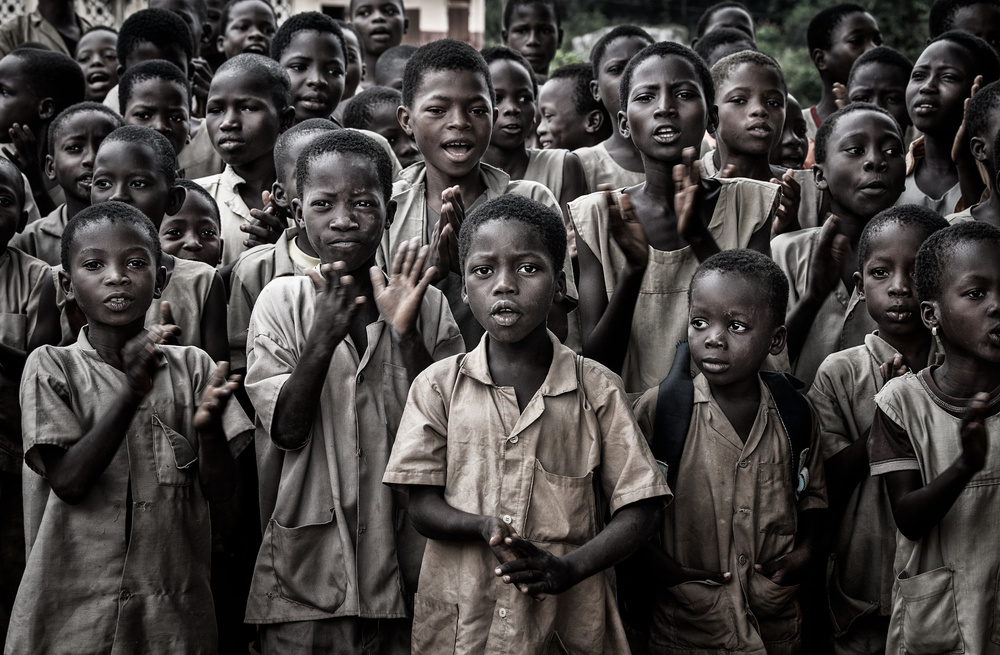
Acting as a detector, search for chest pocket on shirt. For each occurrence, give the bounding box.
[152,414,197,486]
[522,460,597,546]
[0,313,27,351]
[757,463,796,535]
[382,362,409,437]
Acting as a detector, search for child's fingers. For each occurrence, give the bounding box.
[618,191,637,222]
[160,300,174,326]
[400,237,419,277]
[963,392,991,425]
[370,266,388,297]
[211,361,231,385]
[410,242,430,278]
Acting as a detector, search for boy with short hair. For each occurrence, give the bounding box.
[633,248,827,655]
[537,62,610,151]
[691,0,756,47]
[693,26,757,68]
[501,0,562,82]
[845,46,913,134]
[12,102,122,266]
[244,129,463,653]
[270,11,348,123]
[337,21,365,101]
[351,0,408,91]
[947,79,1000,224]
[929,0,1000,54]
[159,178,223,267]
[384,193,669,654]
[343,86,421,168]
[216,0,277,59]
[375,44,416,90]
[119,60,192,165]
[75,26,119,103]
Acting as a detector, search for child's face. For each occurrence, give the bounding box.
[91,141,175,226]
[770,94,807,169]
[688,271,784,387]
[342,29,363,98]
[0,55,41,135]
[123,41,189,77]
[906,41,974,137]
[857,222,925,340]
[537,77,588,150]
[594,35,652,119]
[205,70,285,168]
[47,110,119,205]
[701,8,755,40]
[714,63,785,157]
[273,130,318,219]
[489,59,537,151]
[76,30,119,102]
[280,30,346,122]
[816,12,881,84]
[294,150,393,269]
[622,54,709,163]
[63,219,161,329]
[502,2,562,76]
[848,62,910,130]
[375,56,407,91]
[950,2,1000,55]
[0,166,26,249]
[351,0,407,58]
[399,68,495,180]
[159,192,222,266]
[368,103,421,168]
[462,218,565,343]
[123,78,191,158]
[203,0,224,59]
[923,239,1000,365]
[815,111,905,221]
[217,0,276,59]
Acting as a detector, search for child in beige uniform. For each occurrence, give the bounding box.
[572,41,778,393]
[632,249,828,655]
[809,206,948,654]
[384,194,670,655]
[6,202,252,654]
[868,221,1000,654]
[244,130,463,653]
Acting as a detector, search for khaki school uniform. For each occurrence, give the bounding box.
[11,203,67,266]
[523,148,565,204]
[633,374,828,655]
[178,124,225,181]
[383,332,671,655]
[196,165,277,268]
[243,275,463,638]
[945,206,975,224]
[895,137,963,216]
[6,332,253,655]
[771,227,877,390]
[573,142,645,193]
[570,179,779,393]
[869,369,1000,655]
[0,9,93,57]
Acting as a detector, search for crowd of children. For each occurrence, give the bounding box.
[1,0,1000,653]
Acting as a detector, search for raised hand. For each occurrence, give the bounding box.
[2,123,40,180]
[806,214,849,301]
[157,300,181,346]
[959,392,990,474]
[674,147,706,244]
[832,82,849,110]
[190,58,213,119]
[306,261,365,345]
[121,327,176,398]
[243,190,286,248]
[371,237,436,337]
[770,169,802,235]
[879,353,908,383]
[427,185,464,282]
[193,361,241,430]
[606,187,648,271]
[952,75,983,166]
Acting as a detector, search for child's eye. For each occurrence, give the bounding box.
[767,99,783,108]
[850,93,870,103]
[310,199,331,208]
[63,144,83,153]
[845,146,864,155]
[728,322,748,334]
[127,259,148,268]
[165,228,183,237]
[690,317,708,329]
[471,107,490,116]
[132,111,151,120]
[519,94,534,104]
[677,90,698,100]
[0,195,14,207]
[472,265,492,276]
[200,229,218,238]
[326,67,344,77]
[632,93,653,104]
[287,63,305,72]
[793,125,808,138]
[93,179,111,189]
[82,260,102,270]
[965,288,987,299]
[606,66,622,76]
[884,147,903,157]
[728,96,746,104]
[870,267,889,278]
[519,263,539,274]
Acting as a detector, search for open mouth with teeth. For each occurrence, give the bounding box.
[244,43,268,54]
[442,140,474,158]
[105,296,133,311]
[653,125,679,143]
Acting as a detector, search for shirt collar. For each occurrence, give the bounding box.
[460,330,578,396]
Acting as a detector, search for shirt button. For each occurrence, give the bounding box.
[738,554,748,566]
[509,435,518,444]
[738,459,749,468]
[359,524,366,534]
[357,373,364,384]
[120,589,131,600]
[502,515,512,524]
[499,608,507,618]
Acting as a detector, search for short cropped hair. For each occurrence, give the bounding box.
[458,194,566,271]
[710,50,785,94]
[695,2,753,38]
[296,129,393,203]
[0,158,24,205]
[176,178,221,226]
[349,0,404,16]
[117,8,194,65]
[81,25,118,39]
[48,102,123,156]
[118,60,191,115]
[270,11,346,64]
[916,220,1000,300]
[693,27,757,65]
[847,46,913,88]
[9,49,85,116]
[375,45,417,85]
[857,204,950,268]
[273,117,338,179]
[965,80,1000,153]
[620,41,715,112]
[590,25,654,77]
[100,125,177,184]
[929,0,1000,39]
[219,0,276,34]
[62,201,162,271]
[807,3,867,53]
[214,53,291,110]
[931,30,1000,86]
[481,46,538,97]
[690,248,788,327]
[402,39,495,108]
[341,87,401,130]
[814,102,899,165]
[548,62,604,116]
[502,0,561,29]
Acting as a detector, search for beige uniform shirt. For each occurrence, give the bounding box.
[870,371,1000,655]
[523,148,566,205]
[244,275,464,623]
[570,179,779,393]
[0,9,94,57]
[178,124,225,181]
[227,227,306,370]
[11,203,66,266]
[633,374,828,655]
[772,227,877,390]
[195,165,276,268]
[945,206,975,224]
[573,142,646,193]
[383,332,671,655]
[7,332,253,655]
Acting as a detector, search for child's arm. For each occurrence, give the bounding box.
[371,237,437,381]
[952,76,986,209]
[496,498,660,599]
[269,263,364,450]
[192,361,241,502]
[199,271,231,363]
[578,189,648,372]
[38,326,179,504]
[885,393,989,541]
[3,124,55,216]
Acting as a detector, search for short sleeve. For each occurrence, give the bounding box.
[19,348,84,477]
[419,286,464,361]
[244,283,300,441]
[868,407,919,476]
[631,386,658,447]
[809,358,855,459]
[226,261,257,370]
[796,404,829,512]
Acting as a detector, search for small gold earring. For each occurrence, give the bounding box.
[932,326,938,337]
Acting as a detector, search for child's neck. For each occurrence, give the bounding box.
[65,192,88,219]
[486,322,553,412]
[601,129,645,173]
[424,162,486,214]
[814,82,841,124]
[293,227,318,257]
[233,154,277,212]
[715,144,778,181]
[972,180,1000,227]
[934,350,1000,398]
[87,321,146,370]
[880,328,933,374]
[708,373,762,444]
[920,129,958,172]
[483,143,529,181]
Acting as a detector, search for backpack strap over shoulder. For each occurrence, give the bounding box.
[652,341,695,489]
[760,371,813,499]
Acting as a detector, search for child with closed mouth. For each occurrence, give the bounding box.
[271,12,347,123]
[770,93,808,171]
[535,62,610,152]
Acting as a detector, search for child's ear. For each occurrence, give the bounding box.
[553,269,567,305]
[217,238,225,266]
[116,64,125,77]
[853,270,865,301]
[292,197,304,229]
[618,110,630,140]
[58,268,73,301]
[384,198,396,229]
[44,154,55,182]
[37,97,55,122]
[403,16,410,34]
[590,79,601,103]
[16,207,28,234]
[706,104,719,136]
[501,28,509,43]
[271,180,289,209]
[461,280,470,306]
[217,34,226,55]
[165,185,186,217]
[279,106,296,132]
[769,324,788,356]
[920,299,940,332]
[970,134,989,164]
[811,48,827,72]
[398,105,414,136]
[153,265,167,299]
[813,163,829,191]
[493,106,499,124]
[584,109,604,135]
